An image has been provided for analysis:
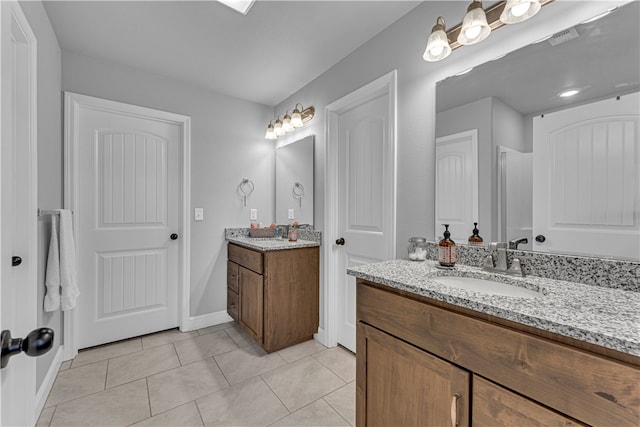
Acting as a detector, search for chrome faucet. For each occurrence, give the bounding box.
[509,237,529,250]
[483,242,528,277]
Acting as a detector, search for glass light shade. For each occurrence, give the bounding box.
[265,124,277,140]
[457,2,491,45]
[282,114,294,132]
[291,109,303,128]
[274,119,285,136]
[423,19,451,62]
[500,0,541,24]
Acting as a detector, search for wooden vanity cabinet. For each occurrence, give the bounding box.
[227,242,319,352]
[356,280,640,427]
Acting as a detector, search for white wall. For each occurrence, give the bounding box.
[61,50,274,318]
[18,0,63,391]
[274,1,622,333]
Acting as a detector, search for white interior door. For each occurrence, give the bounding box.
[329,72,396,352]
[67,93,185,349]
[435,130,478,243]
[1,1,38,424]
[533,92,640,260]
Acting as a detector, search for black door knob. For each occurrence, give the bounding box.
[170,234,178,240]
[535,235,546,243]
[1,328,54,369]
[335,238,345,246]
[12,256,22,267]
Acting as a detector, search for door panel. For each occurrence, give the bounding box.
[73,97,182,349]
[533,93,639,259]
[337,92,393,352]
[239,266,263,341]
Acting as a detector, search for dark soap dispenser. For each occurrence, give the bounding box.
[468,222,484,247]
[438,224,457,267]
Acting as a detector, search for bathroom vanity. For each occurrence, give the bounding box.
[349,260,640,427]
[227,236,320,353]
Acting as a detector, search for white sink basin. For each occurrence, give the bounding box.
[432,276,543,298]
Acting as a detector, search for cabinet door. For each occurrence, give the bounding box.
[239,266,263,342]
[473,376,583,427]
[356,323,470,427]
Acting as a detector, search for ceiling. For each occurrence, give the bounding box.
[43,0,421,107]
[437,1,640,116]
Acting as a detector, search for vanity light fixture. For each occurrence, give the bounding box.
[424,17,452,62]
[458,0,492,45]
[265,104,315,140]
[423,0,553,62]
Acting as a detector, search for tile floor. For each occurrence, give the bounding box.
[37,322,355,427]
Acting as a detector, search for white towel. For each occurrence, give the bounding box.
[44,210,79,312]
[44,215,60,312]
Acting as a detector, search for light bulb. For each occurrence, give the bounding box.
[457,1,491,45]
[500,0,541,24]
[423,16,451,62]
[464,26,482,40]
[510,2,530,17]
[282,114,293,132]
[291,108,303,128]
[274,119,285,136]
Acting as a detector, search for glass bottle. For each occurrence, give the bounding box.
[468,222,484,247]
[408,237,427,261]
[438,224,456,267]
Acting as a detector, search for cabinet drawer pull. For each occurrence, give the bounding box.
[451,393,460,427]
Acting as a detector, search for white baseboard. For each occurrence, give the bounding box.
[314,328,329,347]
[181,310,233,332]
[35,345,64,420]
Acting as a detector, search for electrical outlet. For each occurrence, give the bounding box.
[250,209,257,220]
[194,208,204,221]
[288,209,295,220]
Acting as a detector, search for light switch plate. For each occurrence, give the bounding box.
[288,209,295,220]
[194,208,204,221]
[250,209,257,220]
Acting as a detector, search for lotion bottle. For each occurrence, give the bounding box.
[438,224,457,267]
[468,222,484,246]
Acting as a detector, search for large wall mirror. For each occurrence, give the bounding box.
[275,135,314,226]
[436,2,639,260]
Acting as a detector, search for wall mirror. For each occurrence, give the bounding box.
[436,1,639,260]
[275,135,314,226]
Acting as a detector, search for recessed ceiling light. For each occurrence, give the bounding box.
[455,67,474,76]
[218,0,256,15]
[558,89,580,98]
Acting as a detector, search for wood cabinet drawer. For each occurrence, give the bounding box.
[473,376,583,426]
[227,261,239,293]
[228,243,263,274]
[357,281,640,427]
[227,288,239,322]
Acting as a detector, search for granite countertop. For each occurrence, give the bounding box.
[348,259,640,357]
[227,236,320,251]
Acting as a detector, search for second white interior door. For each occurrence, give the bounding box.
[69,93,183,349]
[335,85,395,352]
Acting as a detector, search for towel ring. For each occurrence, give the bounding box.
[239,178,255,207]
[292,182,304,207]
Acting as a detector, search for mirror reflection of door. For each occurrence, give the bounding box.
[275,135,314,226]
[435,130,478,244]
[532,93,639,260]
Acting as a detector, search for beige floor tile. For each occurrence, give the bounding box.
[261,357,345,412]
[313,347,356,383]
[142,328,199,349]
[50,379,149,426]
[225,325,257,348]
[197,322,234,336]
[59,360,71,371]
[36,406,55,427]
[72,338,142,368]
[45,360,108,407]
[131,402,203,427]
[147,357,229,415]
[197,376,288,427]
[270,399,350,427]
[277,339,327,363]
[174,331,238,365]
[106,344,180,388]
[214,344,287,385]
[324,382,356,426]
